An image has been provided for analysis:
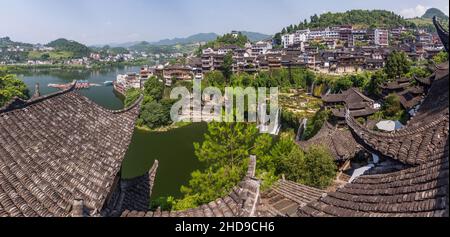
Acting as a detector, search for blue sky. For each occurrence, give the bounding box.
[0,0,448,45]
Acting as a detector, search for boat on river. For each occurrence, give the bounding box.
[104,81,114,86]
[48,80,101,90]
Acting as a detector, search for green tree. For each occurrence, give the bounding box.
[204,71,226,88]
[139,100,171,128]
[365,70,387,98]
[175,122,271,210]
[124,88,141,107]
[333,76,353,92]
[144,76,164,101]
[433,51,449,64]
[40,53,50,61]
[194,123,261,169]
[175,166,243,210]
[0,73,29,107]
[383,94,402,117]
[280,145,306,182]
[384,51,411,79]
[221,51,233,83]
[300,145,336,189]
[266,134,296,174]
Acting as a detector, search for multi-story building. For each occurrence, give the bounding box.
[349,30,368,47]
[282,30,308,48]
[307,27,339,40]
[374,29,389,46]
[416,32,433,45]
[251,41,273,56]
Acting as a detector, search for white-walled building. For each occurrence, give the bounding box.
[374,29,389,46]
[251,41,273,56]
[282,30,309,48]
[307,28,339,40]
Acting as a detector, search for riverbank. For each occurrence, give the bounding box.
[2,60,149,73]
[136,122,193,133]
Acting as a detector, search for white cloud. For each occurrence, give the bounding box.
[400,4,429,18]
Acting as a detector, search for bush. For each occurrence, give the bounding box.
[0,74,29,107]
[143,76,164,101]
[383,94,402,117]
[384,51,411,79]
[124,88,141,107]
[139,100,171,129]
[300,145,337,189]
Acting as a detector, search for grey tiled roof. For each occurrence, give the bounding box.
[0,85,141,217]
[297,66,449,217]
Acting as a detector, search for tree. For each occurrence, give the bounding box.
[273,33,282,46]
[300,145,336,189]
[365,70,387,98]
[40,53,50,61]
[143,76,164,101]
[204,71,226,88]
[175,122,272,210]
[265,134,296,174]
[383,94,402,117]
[277,10,415,38]
[194,123,261,169]
[384,51,411,79]
[175,166,243,210]
[332,76,353,93]
[0,73,29,107]
[124,88,141,107]
[280,144,306,182]
[221,51,233,83]
[138,100,171,129]
[433,51,449,64]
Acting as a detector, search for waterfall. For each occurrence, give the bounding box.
[296,118,308,141]
[309,81,316,95]
[270,108,281,135]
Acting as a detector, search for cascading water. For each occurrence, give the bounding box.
[296,118,308,141]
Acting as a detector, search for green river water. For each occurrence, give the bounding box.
[17,67,206,199]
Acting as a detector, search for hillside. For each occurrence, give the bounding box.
[240,31,272,42]
[422,8,448,20]
[0,37,33,48]
[153,33,219,46]
[128,41,177,54]
[407,8,449,33]
[152,31,270,46]
[279,10,414,35]
[46,38,91,58]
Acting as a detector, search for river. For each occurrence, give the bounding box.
[17,66,206,199]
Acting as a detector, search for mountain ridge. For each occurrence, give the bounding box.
[92,31,271,48]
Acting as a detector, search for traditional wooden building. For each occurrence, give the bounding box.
[297,122,362,165]
[322,87,379,119]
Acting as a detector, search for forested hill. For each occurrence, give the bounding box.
[407,8,449,33]
[278,10,414,35]
[46,38,91,58]
[0,37,33,48]
[422,8,448,21]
